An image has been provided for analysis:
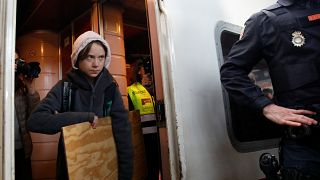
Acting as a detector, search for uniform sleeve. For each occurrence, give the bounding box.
[220,12,273,110]
[27,81,95,134]
[111,87,133,180]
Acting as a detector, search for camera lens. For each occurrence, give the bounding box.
[15,59,41,78]
[27,62,41,78]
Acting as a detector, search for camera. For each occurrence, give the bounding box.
[16,59,41,78]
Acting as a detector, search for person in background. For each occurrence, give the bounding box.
[27,31,133,180]
[220,0,320,179]
[128,60,160,180]
[14,51,40,180]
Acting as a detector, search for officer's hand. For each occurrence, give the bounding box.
[263,104,318,127]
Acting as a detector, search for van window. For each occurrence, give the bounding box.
[216,21,281,152]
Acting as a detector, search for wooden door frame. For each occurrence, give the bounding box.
[146,0,184,179]
[146,0,179,179]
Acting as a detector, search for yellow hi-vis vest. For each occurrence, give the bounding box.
[127,82,155,116]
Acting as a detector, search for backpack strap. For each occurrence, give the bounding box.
[103,81,118,117]
[62,81,72,112]
[62,79,117,116]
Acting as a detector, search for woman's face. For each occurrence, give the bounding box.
[78,42,106,80]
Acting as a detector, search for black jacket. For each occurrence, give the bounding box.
[220,0,320,110]
[28,68,133,180]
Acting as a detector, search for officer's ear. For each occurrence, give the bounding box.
[239,26,246,40]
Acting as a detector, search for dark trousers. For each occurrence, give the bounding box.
[15,149,32,180]
[281,168,320,180]
[144,133,160,180]
[280,137,320,180]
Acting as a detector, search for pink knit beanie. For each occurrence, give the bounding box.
[70,31,111,69]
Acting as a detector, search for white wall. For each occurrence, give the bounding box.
[163,0,275,179]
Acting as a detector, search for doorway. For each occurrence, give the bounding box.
[14,0,169,179]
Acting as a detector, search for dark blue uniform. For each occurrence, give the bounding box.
[220,0,320,179]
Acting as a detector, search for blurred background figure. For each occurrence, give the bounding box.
[14,50,40,180]
[128,59,160,180]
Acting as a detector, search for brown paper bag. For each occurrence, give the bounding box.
[62,117,118,180]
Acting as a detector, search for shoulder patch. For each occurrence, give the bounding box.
[261,2,289,18]
[277,0,295,6]
[263,3,282,11]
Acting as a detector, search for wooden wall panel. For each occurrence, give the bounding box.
[113,75,128,96]
[60,26,72,79]
[16,31,60,99]
[30,132,60,179]
[17,31,60,180]
[31,160,56,179]
[73,11,92,41]
[109,56,126,76]
[105,34,125,56]
[102,4,128,109]
[129,111,147,180]
[31,132,60,142]
[31,142,58,161]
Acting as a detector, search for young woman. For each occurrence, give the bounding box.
[28,31,133,180]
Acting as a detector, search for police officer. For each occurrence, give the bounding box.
[220,0,320,179]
